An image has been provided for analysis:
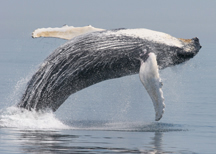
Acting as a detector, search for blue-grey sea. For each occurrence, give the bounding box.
[0,37,215,154]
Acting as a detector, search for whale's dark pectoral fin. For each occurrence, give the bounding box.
[139,53,165,121]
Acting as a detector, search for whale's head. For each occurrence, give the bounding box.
[164,37,202,67]
[155,37,201,69]
[177,37,201,59]
[180,37,201,51]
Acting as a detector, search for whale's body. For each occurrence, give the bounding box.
[18,27,201,121]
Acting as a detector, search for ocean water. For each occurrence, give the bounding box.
[0,38,215,154]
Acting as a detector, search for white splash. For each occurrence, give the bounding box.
[0,106,70,130]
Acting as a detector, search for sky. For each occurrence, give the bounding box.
[0,0,216,43]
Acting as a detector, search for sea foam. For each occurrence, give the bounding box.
[0,106,69,130]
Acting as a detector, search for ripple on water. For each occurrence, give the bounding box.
[64,120,187,132]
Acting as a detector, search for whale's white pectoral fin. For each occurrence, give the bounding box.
[32,25,105,40]
[139,53,165,121]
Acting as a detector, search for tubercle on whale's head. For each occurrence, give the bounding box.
[177,37,201,59]
[179,38,192,43]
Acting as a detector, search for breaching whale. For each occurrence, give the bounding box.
[17,25,201,121]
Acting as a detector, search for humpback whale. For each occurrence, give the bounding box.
[18,26,201,121]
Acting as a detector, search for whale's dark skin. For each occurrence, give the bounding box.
[17,29,201,111]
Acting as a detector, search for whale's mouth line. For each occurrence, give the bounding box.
[177,51,195,59]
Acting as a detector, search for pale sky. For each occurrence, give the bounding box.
[0,0,215,43]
